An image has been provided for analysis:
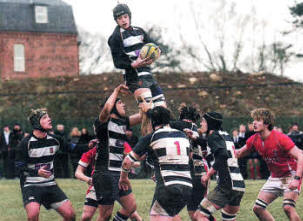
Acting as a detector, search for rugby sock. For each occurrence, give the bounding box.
[113,211,128,221]
[283,199,296,208]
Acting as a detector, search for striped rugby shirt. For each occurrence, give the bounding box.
[15,133,64,187]
[207,130,245,192]
[94,117,129,173]
[129,126,192,188]
[108,25,152,78]
[170,120,208,177]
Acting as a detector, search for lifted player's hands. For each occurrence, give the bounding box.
[131,56,153,68]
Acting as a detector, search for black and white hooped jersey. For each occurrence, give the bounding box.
[108,25,152,78]
[129,126,192,188]
[207,130,245,192]
[94,117,129,173]
[120,26,152,77]
[170,120,208,176]
[15,133,63,187]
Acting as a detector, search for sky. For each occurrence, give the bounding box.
[64,0,303,82]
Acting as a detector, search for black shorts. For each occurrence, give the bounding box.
[187,176,207,211]
[92,171,132,205]
[21,185,68,210]
[207,186,244,208]
[151,184,192,217]
[84,198,98,208]
[124,74,163,97]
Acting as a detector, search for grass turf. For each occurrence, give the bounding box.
[0,179,302,220]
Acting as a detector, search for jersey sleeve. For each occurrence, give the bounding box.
[208,132,228,157]
[15,136,39,176]
[79,147,96,168]
[207,132,229,171]
[278,132,295,152]
[108,28,133,70]
[246,134,256,151]
[132,134,153,158]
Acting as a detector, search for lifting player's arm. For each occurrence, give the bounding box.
[99,84,129,123]
[119,135,151,191]
[129,113,142,127]
[288,146,303,190]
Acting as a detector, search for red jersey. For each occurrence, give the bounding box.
[78,147,97,176]
[246,130,296,178]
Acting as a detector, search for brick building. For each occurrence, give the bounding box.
[0,0,79,80]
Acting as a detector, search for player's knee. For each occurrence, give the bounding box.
[253,198,268,215]
[283,199,296,216]
[100,211,112,221]
[197,199,217,218]
[81,213,93,221]
[63,210,76,221]
[27,212,39,221]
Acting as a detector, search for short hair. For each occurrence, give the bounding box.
[251,108,275,130]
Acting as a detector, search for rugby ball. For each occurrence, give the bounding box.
[139,43,160,61]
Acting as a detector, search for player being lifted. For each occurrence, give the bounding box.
[108,3,166,107]
[119,106,192,221]
[194,112,245,221]
[236,108,303,221]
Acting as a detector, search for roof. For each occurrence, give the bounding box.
[0,0,77,34]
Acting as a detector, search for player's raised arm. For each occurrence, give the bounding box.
[99,84,129,123]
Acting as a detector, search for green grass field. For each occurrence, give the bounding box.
[0,179,302,220]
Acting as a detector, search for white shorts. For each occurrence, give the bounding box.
[84,186,98,207]
[261,175,301,197]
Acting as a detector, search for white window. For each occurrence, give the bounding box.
[35,6,48,24]
[14,44,25,72]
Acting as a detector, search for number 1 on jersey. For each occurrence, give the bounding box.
[174,141,181,155]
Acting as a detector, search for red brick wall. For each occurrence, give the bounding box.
[0,31,79,80]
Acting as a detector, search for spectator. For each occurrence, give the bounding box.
[78,128,93,145]
[238,124,248,179]
[232,128,240,149]
[0,125,14,179]
[10,123,24,178]
[68,127,82,177]
[54,124,70,178]
[288,122,303,150]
